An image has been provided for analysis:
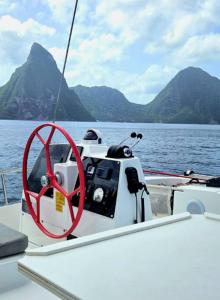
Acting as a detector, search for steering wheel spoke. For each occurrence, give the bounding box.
[46,127,56,145]
[44,145,53,175]
[52,180,68,199]
[68,201,75,222]
[26,190,38,199]
[36,132,46,145]
[68,186,81,199]
[36,186,49,201]
[36,199,40,223]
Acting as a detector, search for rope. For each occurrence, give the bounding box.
[143,169,187,178]
[52,0,79,123]
[143,169,208,183]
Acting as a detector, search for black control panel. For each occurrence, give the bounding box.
[25,145,120,219]
[72,157,120,218]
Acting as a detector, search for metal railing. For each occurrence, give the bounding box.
[0,167,23,206]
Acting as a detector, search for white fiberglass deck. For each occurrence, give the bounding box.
[0,255,58,300]
[19,213,220,300]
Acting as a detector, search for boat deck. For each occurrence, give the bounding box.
[0,255,58,299]
[19,213,220,300]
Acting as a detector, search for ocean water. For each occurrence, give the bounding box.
[1,120,220,202]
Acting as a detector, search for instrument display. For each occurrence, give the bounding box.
[72,157,120,218]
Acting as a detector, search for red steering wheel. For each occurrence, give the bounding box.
[22,123,85,239]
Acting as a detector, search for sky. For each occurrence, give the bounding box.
[0,0,220,104]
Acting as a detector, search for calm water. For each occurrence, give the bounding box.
[1,120,220,202]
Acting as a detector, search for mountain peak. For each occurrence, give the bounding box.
[146,66,220,124]
[0,43,95,121]
[73,85,145,122]
[176,66,213,80]
[28,42,55,64]
[181,66,204,73]
[31,42,46,52]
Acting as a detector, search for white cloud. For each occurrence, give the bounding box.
[1,0,220,103]
[0,15,55,37]
[44,0,72,21]
[145,0,220,54]
[95,1,161,45]
[163,14,196,46]
[76,33,124,63]
[115,65,177,103]
[0,15,56,84]
[174,34,220,66]
[0,1,18,14]
[64,60,177,104]
[49,31,125,72]
[47,0,220,104]
[44,0,90,26]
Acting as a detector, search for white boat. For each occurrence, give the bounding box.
[1,123,220,299]
[1,1,220,297]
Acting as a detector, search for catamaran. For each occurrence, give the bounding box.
[1,1,220,298]
[0,123,220,299]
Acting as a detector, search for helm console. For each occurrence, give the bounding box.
[21,127,152,246]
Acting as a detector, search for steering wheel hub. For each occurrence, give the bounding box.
[41,175,50,187]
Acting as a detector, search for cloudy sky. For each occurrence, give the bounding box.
[0,0,220,104]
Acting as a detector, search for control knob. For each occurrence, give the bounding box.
[93,187,104,203]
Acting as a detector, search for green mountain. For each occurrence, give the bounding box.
[73,85,146,122]
[74,67,220,124]
[145,67,220,124]
[1,42,220,124]
[0,43,95,121]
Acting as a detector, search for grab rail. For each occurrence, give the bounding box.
[1,173,8,205]
[0,167,23,206]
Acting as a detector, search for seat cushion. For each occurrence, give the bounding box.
[0,223,28,258]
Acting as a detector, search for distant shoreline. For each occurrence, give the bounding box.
[0,119,220,126]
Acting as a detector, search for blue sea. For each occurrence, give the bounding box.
[1,120,220,203]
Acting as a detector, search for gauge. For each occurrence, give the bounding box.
[93,188,104,203]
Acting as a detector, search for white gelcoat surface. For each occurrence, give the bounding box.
[19,213,220,300]
[174,185,220,214]
[0,256,58,300]
[0,203,20,230]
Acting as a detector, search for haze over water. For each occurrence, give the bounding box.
[1,120,220,202]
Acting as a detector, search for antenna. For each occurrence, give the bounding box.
[53,0,79,123]
[118,132,137,146]
[130,133,143,149]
